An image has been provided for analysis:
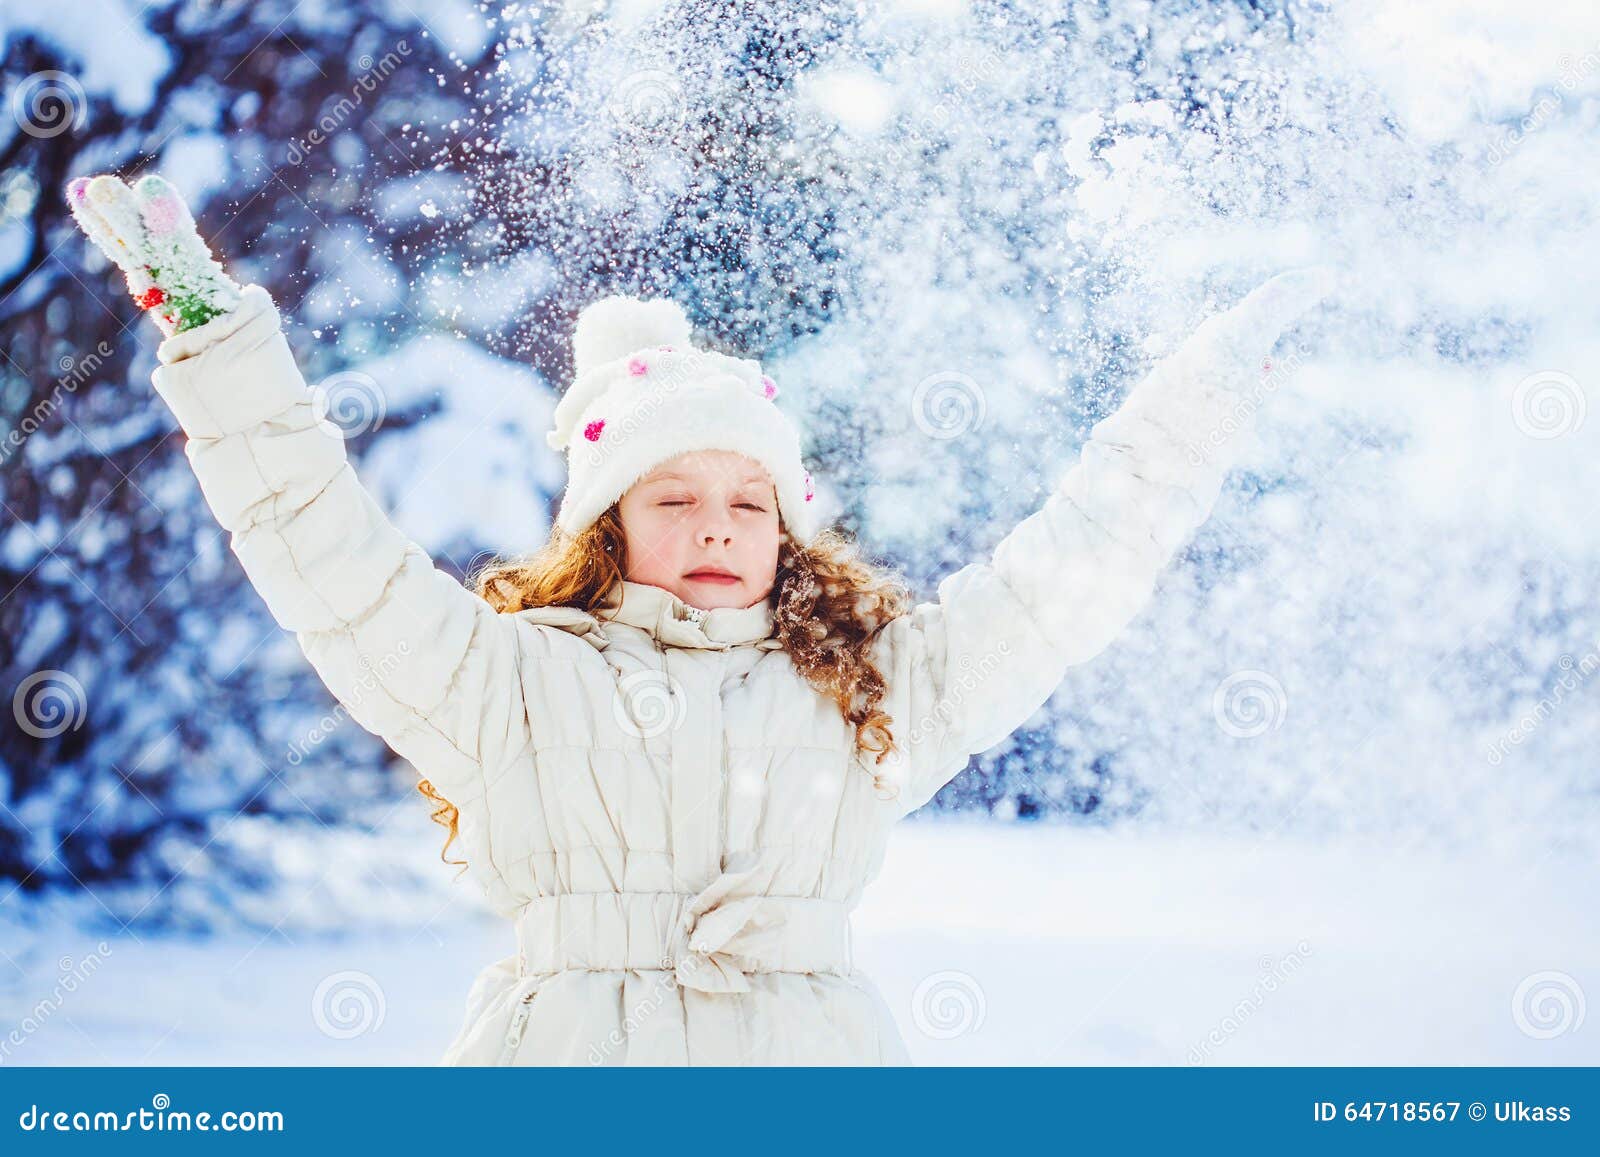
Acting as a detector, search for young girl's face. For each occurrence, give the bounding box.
[617,449,782,610]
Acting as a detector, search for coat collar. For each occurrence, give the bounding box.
[592,580,782,651]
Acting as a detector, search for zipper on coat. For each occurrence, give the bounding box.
[714,649,729,874]
[504,994,535,1056]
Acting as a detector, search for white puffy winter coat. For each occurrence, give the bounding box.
[149,270,1327,1065]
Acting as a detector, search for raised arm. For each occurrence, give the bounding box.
[66,175,534,876]
[872,266,1339,818]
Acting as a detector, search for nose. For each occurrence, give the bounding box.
[699,521,733,546]
[695,504,736,545]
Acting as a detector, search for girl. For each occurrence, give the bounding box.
[66,172,1335,1065]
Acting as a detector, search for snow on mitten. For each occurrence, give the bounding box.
[65,173,243,338]
[1179,264,1341,393]
[1109,263,1342,449]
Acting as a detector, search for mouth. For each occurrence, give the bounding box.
[683,568,740,585]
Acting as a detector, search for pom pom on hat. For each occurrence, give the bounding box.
[572,295,693,378]
[547,294,695,451]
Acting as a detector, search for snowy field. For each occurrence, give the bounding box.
[4,818,1594,1066]
[4,0,1599,1076]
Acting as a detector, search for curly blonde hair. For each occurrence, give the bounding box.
[416,504,914,868]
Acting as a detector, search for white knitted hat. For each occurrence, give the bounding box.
[545,295,819,544]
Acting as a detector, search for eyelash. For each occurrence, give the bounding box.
[658,500,766,511]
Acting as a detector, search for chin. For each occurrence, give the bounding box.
[678,578,747,610]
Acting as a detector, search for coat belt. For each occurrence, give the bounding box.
[513,889,854,994]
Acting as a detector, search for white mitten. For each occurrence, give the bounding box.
[65,173,243,338]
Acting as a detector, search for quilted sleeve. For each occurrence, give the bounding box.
[872,266,1337,818]
[150,284,533,832]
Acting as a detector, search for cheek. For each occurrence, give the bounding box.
[744,519,782,570]
[626,513,685,561]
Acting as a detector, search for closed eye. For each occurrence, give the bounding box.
[658,500,766,510]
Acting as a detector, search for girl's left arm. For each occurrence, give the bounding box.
[870,266,1338,818]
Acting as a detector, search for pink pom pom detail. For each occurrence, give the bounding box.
[761,375,777,399]
[583,419,606,442]
[627,357,649,376]
[143,195,182,235]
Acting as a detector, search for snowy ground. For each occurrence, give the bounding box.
[3,817,1594,1066]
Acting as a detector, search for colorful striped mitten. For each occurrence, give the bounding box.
[65,173,243,338]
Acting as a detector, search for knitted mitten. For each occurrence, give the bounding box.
[65,173,243,338]
[1099,263,1342,454]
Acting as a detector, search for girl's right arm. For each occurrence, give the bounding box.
[150,286,535,791]
[68,175,542,896]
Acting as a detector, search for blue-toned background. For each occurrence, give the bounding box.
[1,0,1596,1064]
